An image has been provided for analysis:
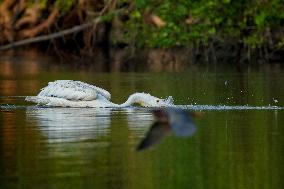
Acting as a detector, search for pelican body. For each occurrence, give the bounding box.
[25,80,174,108]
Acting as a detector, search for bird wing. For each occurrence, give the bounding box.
[37,80,111,101]
[168,109,197,137]
[136,122,171,151]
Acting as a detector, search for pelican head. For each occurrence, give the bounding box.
[140,94,174,107]
[153,96,174,107]
[123,93,174,107]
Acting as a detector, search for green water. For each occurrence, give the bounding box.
[0,55,284,189]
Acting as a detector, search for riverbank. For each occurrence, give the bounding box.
[1,0,284,64]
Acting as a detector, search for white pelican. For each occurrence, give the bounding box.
[25,80,174,108]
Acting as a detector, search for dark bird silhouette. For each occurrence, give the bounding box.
[136,108,198,151]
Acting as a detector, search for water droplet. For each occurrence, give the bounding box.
[273,98,278,103]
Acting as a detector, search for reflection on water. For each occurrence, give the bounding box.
[126,108,153,129]
[26,108,112,143]
[0,54,284,189]
[1,107,283,189]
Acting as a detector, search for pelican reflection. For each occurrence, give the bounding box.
[26,107,111,143]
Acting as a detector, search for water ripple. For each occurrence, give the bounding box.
[0,103,284,111]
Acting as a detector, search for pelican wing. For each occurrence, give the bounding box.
[37,80,111,101]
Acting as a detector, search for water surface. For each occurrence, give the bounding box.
[0,54,284,189]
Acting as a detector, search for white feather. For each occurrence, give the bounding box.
[38,80,111,101]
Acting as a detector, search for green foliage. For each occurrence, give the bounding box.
[27,0,48,8]
[9,0,284,50]
[101,12,117,22]
[55,0,75,14]
[122,0,284,49]
[26,0,75,13]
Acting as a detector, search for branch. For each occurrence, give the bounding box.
[14,4,42,30]
[0,9,123,51]
[19,8,59,38]
[0,0,16,42]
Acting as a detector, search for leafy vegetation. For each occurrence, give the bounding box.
[26,0,75,13]
[124,0,284,49]
[55,0,75,14]
[1,0,284,62]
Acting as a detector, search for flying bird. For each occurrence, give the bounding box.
[136,108,198,151]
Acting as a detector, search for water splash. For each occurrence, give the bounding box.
[1,104,284,111]
[174,105,284,111]
[0,104,27,110]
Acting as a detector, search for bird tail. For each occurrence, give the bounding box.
[25,96,49,105]
[25,96,38,102]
